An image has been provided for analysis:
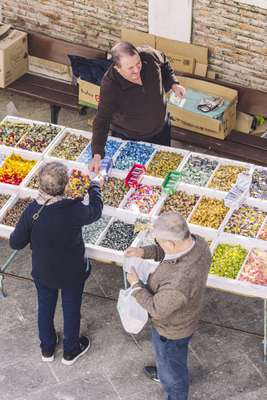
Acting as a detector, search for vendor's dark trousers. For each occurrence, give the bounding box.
[151,327,192,400]
[111,114,171,146]
[34,278,86,354]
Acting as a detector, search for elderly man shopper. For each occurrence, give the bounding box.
[10,161,103,366]
[90,41,186,173]
[125,212,211,400]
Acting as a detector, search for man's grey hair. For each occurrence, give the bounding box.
[38,161,68,196]
[152,212,190,242]
[111,41,139,67]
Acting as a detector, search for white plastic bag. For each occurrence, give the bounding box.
[123,256,159,284]
[117,287,148,334]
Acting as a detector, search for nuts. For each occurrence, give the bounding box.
[160,191,199,219]
[210,243,247,279]
[189,197,229,229]
[146,150,183,178]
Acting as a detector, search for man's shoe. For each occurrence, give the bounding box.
[62,336,90,366]
[144,366,160,383]
[41,334,59,362]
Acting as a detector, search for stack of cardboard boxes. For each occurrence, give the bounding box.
[0,24,28,88]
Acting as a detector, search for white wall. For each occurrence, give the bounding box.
[148,0,193,42]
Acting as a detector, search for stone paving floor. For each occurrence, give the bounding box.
[0,90,267,400]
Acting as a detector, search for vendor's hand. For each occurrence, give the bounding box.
[89,154,101,174]
[124,247,144,258]
[127,270,139,286]
[172,83,186,98]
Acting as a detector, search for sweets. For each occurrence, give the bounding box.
[208,165,248,191]
[0,121,29,146]
[114,141,155,170]
[190,197,229,229]
[65,169,90,199]
[102,177,128,207]
[82,216,111,245]
[2,198,32,226]
[124,184,162,214]
[250,169,267,200]
[210,244,247,279]
[160,191,199,219]
[239,248,267,286]
[0,194,10,209]
[50,133,89,160]
[0,154,36,185]
[17,124,60,153]
[224,206,266,238]
[258,223,267,241]
[146,151,183,178]
[78,139,122,163]
[181,155,217,186]
[100,220,138,251]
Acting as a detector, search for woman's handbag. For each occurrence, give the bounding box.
[117,287,148,334]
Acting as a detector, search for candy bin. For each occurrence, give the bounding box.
[0,121,29,146]
[160,191,199,219]
[224,205,266,238]
[146,150,183,178]
[239,248,267,286]
[78,139,122,163]
[99,219,138,251]
[258,222,267,241]
[114,141,155,170]
[102,177,129,207]
[83,216,112,245]
[50,133,89,160]
[16,124,60,153]
[189,197,229,229]
[1,198,33,227]
[250,169,267,200]
[0,153,36,185]
[208,164,248,191]
[181,155,218,186]
[123,184,162,214]
[210,243,247,279]
[0,194,10,210]
[65,169,90,199]
[125,164,146,188]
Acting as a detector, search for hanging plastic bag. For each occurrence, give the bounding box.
[123,256,159,284]
[117,287,148,334]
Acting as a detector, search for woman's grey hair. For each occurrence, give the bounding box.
[111,41,139,67]
[38,162,68,196]
[152,212,190,242]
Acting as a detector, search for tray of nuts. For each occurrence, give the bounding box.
[47,128,91,161]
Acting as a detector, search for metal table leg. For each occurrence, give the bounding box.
[0,250,18,298]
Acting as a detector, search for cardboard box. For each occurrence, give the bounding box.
[0,24,28,88]
[78,78,100,109]
[235,111,254,134]
[121,28,156,48]
[156,36,208,76]
[167,76,238,140]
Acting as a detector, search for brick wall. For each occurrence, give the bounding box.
[1,0,266,90]
[192,0,267,91]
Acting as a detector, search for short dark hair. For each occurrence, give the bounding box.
[111,42,139,67]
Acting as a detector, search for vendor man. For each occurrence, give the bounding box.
[90,41,186,173]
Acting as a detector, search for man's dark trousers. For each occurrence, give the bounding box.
[34,278,86,354]
[111,113,171,146]
[151,327,192,400]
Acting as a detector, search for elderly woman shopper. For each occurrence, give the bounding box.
[125,212,211,400]
[10,161,103,366]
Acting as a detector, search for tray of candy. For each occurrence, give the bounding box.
[77,135,124,164]
[112,140,157,172]
[0,116,64,156]
[45,127,92,162]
